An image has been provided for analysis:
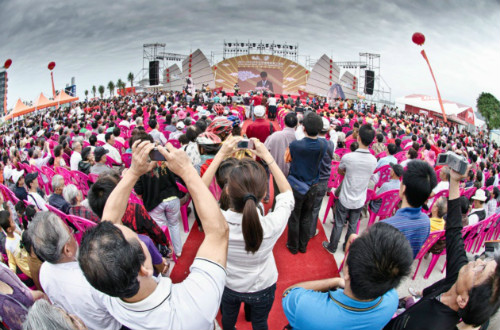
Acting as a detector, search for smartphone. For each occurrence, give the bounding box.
[237,139,254,149]
[149,148,166,161]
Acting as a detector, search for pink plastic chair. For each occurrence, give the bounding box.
[72,171,90,197]
[463,187,477,200]
[374,165,392,189]
[425,189,449,215]
[41,166,56,194]
[114,140,125,154]
[375,151,387,159]
[471,215,497,253]
[121,153,132,168]
[167,140,181,149]
[46,204,69,224]
[322,162,344,224]
[62,153,71,165]
[412,230,445,280]
[128,190,144,206]
[55,167,76,186]
[163,131,172,140]
[176,182,191,233]
[345,140,356,149]
[95,140,105,147]
[334,148,349,159]
[0,184,19,205]
[161,226,178,263]
[66,214,97,243]
[394,151,407,164]
[363,189,400,232]
[88,173,99,184]
[106,156,121,167]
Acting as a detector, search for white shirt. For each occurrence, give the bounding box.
[27,191,48,211]
[103,143,122,164]
[103,258,226,330]
[339,149,377,209]
[468,207,485,225]
[427,181,449,207]
[40,261,121,330]
[267,97,277,106]
[149,129,167,145]
[222,191,294,292]
[70,151,82,171]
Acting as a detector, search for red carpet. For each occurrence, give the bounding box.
[170,221,339,330]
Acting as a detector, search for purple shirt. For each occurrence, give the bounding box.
[138,234,163,275]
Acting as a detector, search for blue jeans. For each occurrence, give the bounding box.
[221,283,276,330]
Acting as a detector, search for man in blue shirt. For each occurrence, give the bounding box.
[286,113,326,254]
[382,160,437,258]
[282,222,413,330]
[48,174,71,214]
[376,143,398,169]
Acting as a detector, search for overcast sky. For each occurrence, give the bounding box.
[1,0,499,110]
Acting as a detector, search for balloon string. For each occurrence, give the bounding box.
[420,49,447,123]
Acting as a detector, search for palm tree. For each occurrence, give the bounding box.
[92,85,97,99]
[128,72,134,87]
[116,79,125,95]
[84,90,89,99]
[107,81,115,97]
[98,85,105,99]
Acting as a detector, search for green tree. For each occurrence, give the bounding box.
[107,81,115,97]
[92,85,97,99]
[477,92,500,131]
[128,72,134,87]
[98,85,105,99]
[116,79,125,94]
[84,90,89,99]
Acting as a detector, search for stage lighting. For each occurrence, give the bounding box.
[277,45,281,49]
[241,43,244,47]
[228,43,232,47]
[253,43,256,47]
[290,46,293,50]
[266,43,269,48]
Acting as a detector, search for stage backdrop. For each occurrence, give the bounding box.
[214,55,308,95]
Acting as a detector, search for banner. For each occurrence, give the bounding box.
[117,87,136,96]
[214,54,307,95]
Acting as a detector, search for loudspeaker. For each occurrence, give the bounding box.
[364,70,374,95]
[149,61,159,86]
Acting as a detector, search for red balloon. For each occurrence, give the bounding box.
[4,59,12,69]
[412,32,425,46]
[48,61,56,70]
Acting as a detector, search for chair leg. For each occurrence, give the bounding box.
[441,260,447,273]
[412,259,423,280]
[322,195,334,224]
[424,253,442,279]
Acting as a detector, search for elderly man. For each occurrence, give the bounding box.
[28,212,121,329]
[48,175,71,214]
[90,147,111,175]
[63,184,100,223]
[70,141,82,171]
[246,105,274,143]
[103,132,122,165]
[78,140,229,330]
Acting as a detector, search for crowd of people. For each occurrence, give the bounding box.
[0,87,499,330]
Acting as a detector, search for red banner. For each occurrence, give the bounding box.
[117,87,136,96]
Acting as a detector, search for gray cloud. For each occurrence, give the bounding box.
[1,0,499,110]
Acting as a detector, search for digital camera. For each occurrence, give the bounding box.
[435,152,468,175]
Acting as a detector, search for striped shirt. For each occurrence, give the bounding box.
[382,207,430,258]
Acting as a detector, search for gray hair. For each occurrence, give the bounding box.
[28,212,70,263]
[135,117,143,125]
[63,184,80,206]
[23,300,81,330]
[52,175,65,191]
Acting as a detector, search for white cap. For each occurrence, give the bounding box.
[176,122,185,130]
[11,169,24,184]
[254,105,266,117]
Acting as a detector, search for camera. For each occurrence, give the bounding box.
[435,152,468,175]
[149,148,166,161]
[237,139,254,150]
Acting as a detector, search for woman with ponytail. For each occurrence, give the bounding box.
[202,136,294,330]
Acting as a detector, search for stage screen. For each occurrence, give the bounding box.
[214,55,308,95]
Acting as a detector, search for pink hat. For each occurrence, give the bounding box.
[177,110,187,120]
